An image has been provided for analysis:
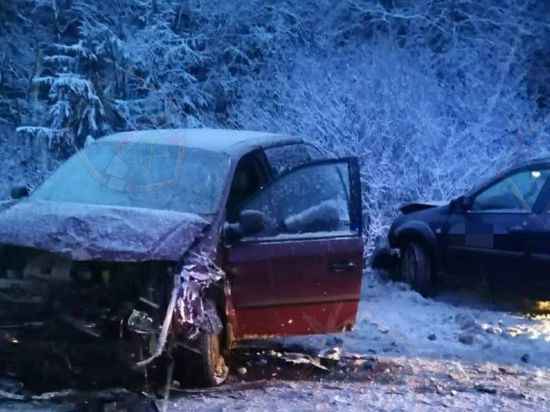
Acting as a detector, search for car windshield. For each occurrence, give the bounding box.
[32,141,231,215]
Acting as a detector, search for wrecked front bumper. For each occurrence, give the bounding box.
[370,237,400,274]
[0,335,148,388]
[0,246,225,389]
[0,285,163,389]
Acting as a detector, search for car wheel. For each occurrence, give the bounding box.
[400,242,433,296]
[174,333,228,387]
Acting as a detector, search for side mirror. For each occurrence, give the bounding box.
[10,185,30,199]
[450,196,472,213]
[223,209,266,242]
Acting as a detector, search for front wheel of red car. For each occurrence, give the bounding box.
[174,333,228,388]
[400,242,434,297]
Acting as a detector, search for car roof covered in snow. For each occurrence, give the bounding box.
[99,128,305,158]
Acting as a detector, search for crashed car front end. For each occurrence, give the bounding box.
[371,200,448,274]
[370,236,400,274]
[0,200,225,388]
[0,251,174,385]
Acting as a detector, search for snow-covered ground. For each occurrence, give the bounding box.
[164,360,549,411]
[295,272,550,369]
[164,271,550,411]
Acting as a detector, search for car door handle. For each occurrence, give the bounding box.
[329,261,357,273]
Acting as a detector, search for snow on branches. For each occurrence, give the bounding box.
[1,0,548,245]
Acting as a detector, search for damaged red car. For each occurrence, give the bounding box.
[0,129,363,387]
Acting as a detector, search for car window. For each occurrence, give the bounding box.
[32,142,231,215]
[472,168,550,212]
[226,151,269,223]
[264,144,324,177]
[241,161,352,239]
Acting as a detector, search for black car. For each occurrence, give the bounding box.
[372,158,550,296]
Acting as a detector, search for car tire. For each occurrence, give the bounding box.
[400,242,434,296]
[174,333,228,388]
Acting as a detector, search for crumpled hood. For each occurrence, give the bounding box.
[399,200,449,215]
[0,200,210,262]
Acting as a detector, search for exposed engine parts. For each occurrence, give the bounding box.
[127,310,155,335]
[0,243,226,390]
[0,249,161,380]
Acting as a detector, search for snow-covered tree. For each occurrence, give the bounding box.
[225,0,549,249]
[1,0,548,245]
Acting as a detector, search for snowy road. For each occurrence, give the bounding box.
[164,272,550,411]
[163,358,549,411]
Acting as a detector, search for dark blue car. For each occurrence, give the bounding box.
[372,158,550,296]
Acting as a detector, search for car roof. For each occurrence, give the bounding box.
[99,128,305,158]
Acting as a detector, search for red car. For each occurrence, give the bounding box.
[0,129,363,387]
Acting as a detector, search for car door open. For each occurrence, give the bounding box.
[223,158,363,341]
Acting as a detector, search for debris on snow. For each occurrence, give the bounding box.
[318,346,342,369]
[458,334,475,345]
[273,351,328,372]
[320,346,342,364]
[521,354,530,363]
[474,384,498,395]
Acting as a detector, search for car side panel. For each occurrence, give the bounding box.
[227,301,359,339]
[444,212,529,280]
